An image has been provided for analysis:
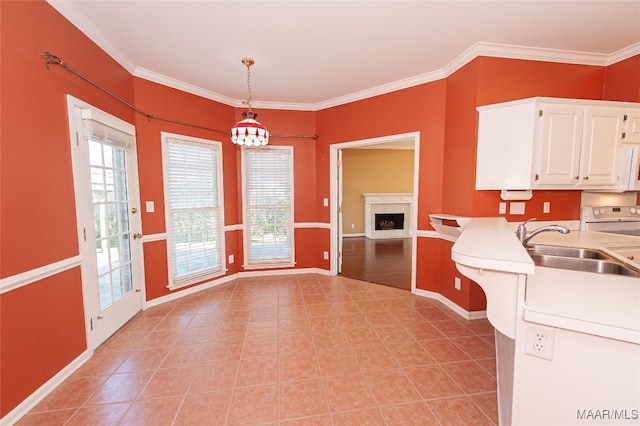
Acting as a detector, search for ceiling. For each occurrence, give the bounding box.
[48,1,640,111]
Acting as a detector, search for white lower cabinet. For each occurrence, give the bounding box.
[476,97,638,190]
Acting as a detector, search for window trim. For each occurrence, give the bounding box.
[161,132,226,289]
[241,145,295,270]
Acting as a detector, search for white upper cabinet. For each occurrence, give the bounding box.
[580,107,626,186]
[475,97,639,191]
[622,109,640,144]
[535,104,583,186]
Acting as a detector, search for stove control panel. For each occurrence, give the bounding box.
[582,206,640,221]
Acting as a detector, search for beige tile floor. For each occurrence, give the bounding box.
[17,274,498,425]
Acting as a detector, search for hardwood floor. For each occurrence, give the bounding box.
[340,237,412,291]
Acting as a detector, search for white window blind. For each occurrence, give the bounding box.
[162,133,225,287]
[81,108,135,151]
[242,146,294,267]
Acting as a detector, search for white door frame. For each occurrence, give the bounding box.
[66,95,145,351]
[329,131,420,292]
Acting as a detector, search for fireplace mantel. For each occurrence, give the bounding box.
[363,193,413,239]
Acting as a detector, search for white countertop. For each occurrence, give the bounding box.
[451,217,534,275]
[452,217,640,343]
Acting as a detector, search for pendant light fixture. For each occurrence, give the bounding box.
[231,57,269,146]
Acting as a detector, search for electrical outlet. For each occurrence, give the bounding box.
[228,254,234,264]
[351,224,355,229]
[510,202,526,215]
[543,201,551,213]
[525,324,555,360]
[454,277,461,290]
[323,251,329,260]
[499,202,507,214]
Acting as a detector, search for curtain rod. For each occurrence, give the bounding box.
[40,52,319,140]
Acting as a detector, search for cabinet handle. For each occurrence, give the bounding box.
[583,176,589,180]
[574,176,579,180]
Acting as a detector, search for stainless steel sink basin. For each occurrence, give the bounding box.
[527,245,609,259]
[530,254,640,277]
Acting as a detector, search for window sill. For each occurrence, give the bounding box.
[243,262,296,271]
[166,269,226,291]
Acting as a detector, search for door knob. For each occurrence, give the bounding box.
[133,233,143,239]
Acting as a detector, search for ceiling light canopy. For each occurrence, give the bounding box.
[231,57,269,146]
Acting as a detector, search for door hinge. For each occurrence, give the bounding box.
[75,132,80,146]
[538,110,543,117]
[90,317,93,331]
[83,228,86,241]
[535,173,540,181]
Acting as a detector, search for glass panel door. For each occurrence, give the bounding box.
[89,141,134,311]
[67,95,143,350]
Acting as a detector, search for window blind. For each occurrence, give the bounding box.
[164,135,224,286]
[81,109,135,152]
[243,147,294,266]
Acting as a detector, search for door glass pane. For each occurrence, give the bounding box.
[91,167,106,202]
[91,139,134,312]
[89,141,103,166]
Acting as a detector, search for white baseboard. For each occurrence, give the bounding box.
[413,288,487,321]
[1,350,92,426]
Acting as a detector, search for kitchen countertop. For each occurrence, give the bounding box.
[452,217,640,343]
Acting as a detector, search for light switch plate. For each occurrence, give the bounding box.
[145,201,155,213]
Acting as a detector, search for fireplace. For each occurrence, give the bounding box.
[363,193,413,239]
[375,213,405,230]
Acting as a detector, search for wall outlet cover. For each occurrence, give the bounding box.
[509,202,526,215]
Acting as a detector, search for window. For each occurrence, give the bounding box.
[162,133,225,288]
[242,146,294,268]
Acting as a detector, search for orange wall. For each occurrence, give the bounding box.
[603,55,640,102]
[315,81,448,229]
[0,1,135,417]
[2,0,639,418]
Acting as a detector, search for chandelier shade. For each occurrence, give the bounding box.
[232,57,269,146]
[231,111,269,146]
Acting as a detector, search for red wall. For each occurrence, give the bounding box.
[2,0,639,418]
[603,55,640,102]
[0,1,134,417]
[131,77,322,299]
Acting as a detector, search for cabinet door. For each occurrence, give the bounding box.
[535,104,582,186]
[622,109,640,144]
[579,107,624,186]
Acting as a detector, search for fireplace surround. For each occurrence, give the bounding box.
[363,193,413,239]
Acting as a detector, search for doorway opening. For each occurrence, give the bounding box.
[329,132,420,292]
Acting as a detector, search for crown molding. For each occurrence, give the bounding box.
[46,1,137,74]
[605,42,640,66]
[443,41,610,76]
[313,69,446,111]
[46,0,640,112]
[133,67,238,106]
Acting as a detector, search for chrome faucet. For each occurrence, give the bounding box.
[517,218,570,246]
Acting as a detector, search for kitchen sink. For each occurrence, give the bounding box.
[526,245,609,259]
[530,254,640,277]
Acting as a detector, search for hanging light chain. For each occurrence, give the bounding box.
[242,57,254,112]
